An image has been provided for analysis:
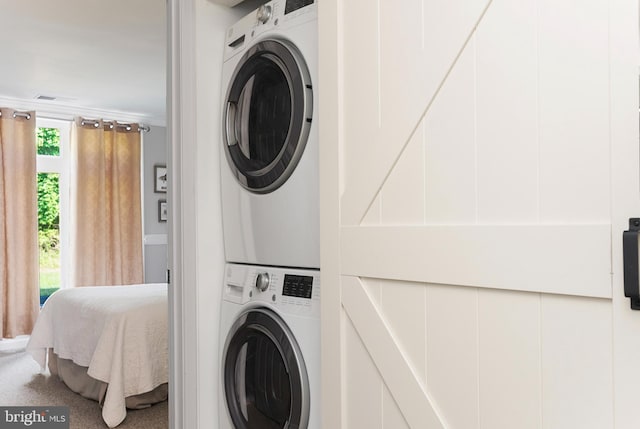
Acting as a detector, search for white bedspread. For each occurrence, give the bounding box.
[26,283,168,428]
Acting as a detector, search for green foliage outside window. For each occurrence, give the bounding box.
[37,127,60,156]
[36,128,61,232]
[37,173,59,231]
[36,128,61,301]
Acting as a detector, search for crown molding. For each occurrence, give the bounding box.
[0,95,166,127]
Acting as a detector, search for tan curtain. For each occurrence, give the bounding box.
[71,118,143,286]
[0,108,38,338]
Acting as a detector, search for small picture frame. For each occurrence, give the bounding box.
[154,165,167,193]
[158,199,167,222]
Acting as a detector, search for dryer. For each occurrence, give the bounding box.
[219,263,320,429]
[220,0,319,269]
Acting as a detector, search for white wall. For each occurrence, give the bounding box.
[143,125,168,283]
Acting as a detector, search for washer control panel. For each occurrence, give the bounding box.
[224,263,320,318]
[283,274,313,299]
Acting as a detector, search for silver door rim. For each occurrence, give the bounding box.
[222,306,310,429]
[223,38,313,194]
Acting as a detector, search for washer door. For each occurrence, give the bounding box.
[223,39,313,194]
[222,307,310,429]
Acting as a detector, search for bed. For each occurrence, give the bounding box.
[26,283,169,428]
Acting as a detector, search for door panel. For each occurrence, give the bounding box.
[425,284,479,429]
[362,194,383,226]
[319,0,638,427]
[423,44,476,224]
[380,127,425,225]
[478,289,541,429]
[537,0,609,221]
[379,280,426,384]
[476,0,539,223]
[379,0,426,140]
[344,315,383,429]
[541,295,613,428]
[342,277,444,428]
[342,0,380,164]
[341,0,491,224]
[382,387,410,429]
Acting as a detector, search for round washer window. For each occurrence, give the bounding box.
[223,39,313,194]
[222,307,310,429]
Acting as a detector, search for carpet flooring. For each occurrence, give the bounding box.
[0,348,168,429]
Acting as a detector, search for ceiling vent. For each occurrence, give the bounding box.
[35,94,57,101]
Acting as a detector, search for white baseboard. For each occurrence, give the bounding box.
[0,335,29,352]
[144,234,168,246]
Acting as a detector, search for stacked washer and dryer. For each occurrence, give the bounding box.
[218,1,320,428]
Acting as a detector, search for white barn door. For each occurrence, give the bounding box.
[319,0,640,428]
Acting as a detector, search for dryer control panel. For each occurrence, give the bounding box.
[223,0,317,62]
[223,263,320,318]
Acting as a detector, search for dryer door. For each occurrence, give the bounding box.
[223,39,313,194]
[222,307,310,429]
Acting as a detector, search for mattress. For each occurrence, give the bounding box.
[26,283,168,428]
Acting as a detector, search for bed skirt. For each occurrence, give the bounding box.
[48,350,168,409]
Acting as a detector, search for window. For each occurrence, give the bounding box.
[36,118,70,304]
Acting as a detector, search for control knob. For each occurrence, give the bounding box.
[256,5,272,24]
[255,272,270,292]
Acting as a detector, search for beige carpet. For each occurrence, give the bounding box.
[0,348,168,429]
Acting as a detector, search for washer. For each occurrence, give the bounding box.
[219,263,320,429]
[220,0,319,269]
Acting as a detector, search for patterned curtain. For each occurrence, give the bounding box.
[0,108,38,338]
[71,118,143,286]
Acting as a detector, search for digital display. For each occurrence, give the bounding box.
[283,274,314,299]
[285,0,314,15]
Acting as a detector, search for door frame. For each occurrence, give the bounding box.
[168,0,198,427]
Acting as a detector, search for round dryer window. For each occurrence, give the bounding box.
[222,307,310,429]
[223,39,313,194]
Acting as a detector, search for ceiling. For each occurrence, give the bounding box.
[0,0,166,126]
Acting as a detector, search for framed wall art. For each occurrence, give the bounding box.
[154,165,167,193]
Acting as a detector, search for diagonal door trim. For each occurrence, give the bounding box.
[340,0,494,225]
[342,276,446,429]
